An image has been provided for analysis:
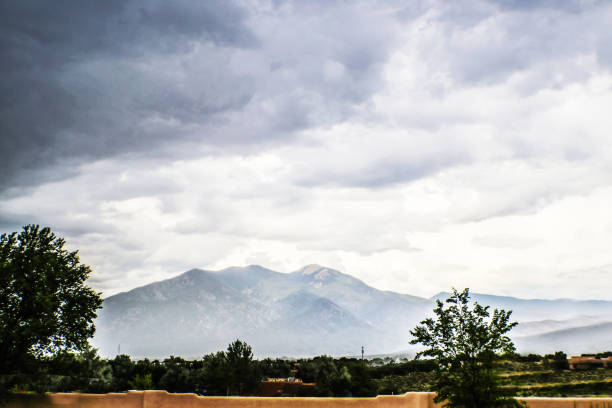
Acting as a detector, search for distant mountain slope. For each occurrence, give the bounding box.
[93,265,612,358]
[289,265,429,328]
[95,268,272,357]
[514,321,612,355]
[511,316,607,337]
[94,265,429,357]
[272,289,370,332]
[432,291,612,322]
[252,290,376,356]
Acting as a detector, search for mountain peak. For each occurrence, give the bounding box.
[218,264,277,275]
[246,264,268,271]
[300,264,327,275]
[295,264,341,282]
[94,264,612,358]
[183,268,206,276]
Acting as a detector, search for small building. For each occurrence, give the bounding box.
[568,356,612,370]
[255,378,316,397]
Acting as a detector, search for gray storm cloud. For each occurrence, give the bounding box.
[0,0,256,192]
[2,0,612,299]
[0,0,402,194]
[2,0,611,193]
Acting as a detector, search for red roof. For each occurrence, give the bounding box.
[255,379,316,397]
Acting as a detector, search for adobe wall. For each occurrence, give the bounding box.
[6,391,612,408]
[5,391,436,408]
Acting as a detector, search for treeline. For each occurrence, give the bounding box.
[8,340,601,397]
[506,351,570,370]
[9,340,438,397]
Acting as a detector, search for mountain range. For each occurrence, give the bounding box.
[92,265,612,358]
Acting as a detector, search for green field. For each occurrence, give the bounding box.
[371,359,612,397]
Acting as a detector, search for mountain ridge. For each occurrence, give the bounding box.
[93,264,612,358]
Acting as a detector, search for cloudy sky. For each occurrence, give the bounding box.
[2,0,612,300]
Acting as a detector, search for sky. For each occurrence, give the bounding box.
[1,0,612,300]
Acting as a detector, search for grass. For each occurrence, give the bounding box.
[374,360,612,397]
[503,377,612,397]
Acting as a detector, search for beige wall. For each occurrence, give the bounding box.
[6,391,612,408]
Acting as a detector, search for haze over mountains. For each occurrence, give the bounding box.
[93,265,612,358]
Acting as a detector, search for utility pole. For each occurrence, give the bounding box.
[361,346,364,361]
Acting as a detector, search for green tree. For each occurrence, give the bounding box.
[46,346,112,393]
[410,288,523,408]
[133,358,166,391]
[0,225,103,393]
[110,354,136,391]
[346,359,376,397]
[542,351,569,371]
[259,358,292,379]
[128,373,153,390]
[158,356,194,393]
[225,339,260,395]
[300,356,352,397]
[200,351,230,395]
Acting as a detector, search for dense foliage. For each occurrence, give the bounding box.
[0,225,103,394]
[410,288,522,408]
[5,340,612,397]
[4,342,437,396]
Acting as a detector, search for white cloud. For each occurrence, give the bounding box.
[2,0,612,300]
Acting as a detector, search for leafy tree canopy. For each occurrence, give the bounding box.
[224,339,261,395]
[410,288,523,408]
[0,225,103,390]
